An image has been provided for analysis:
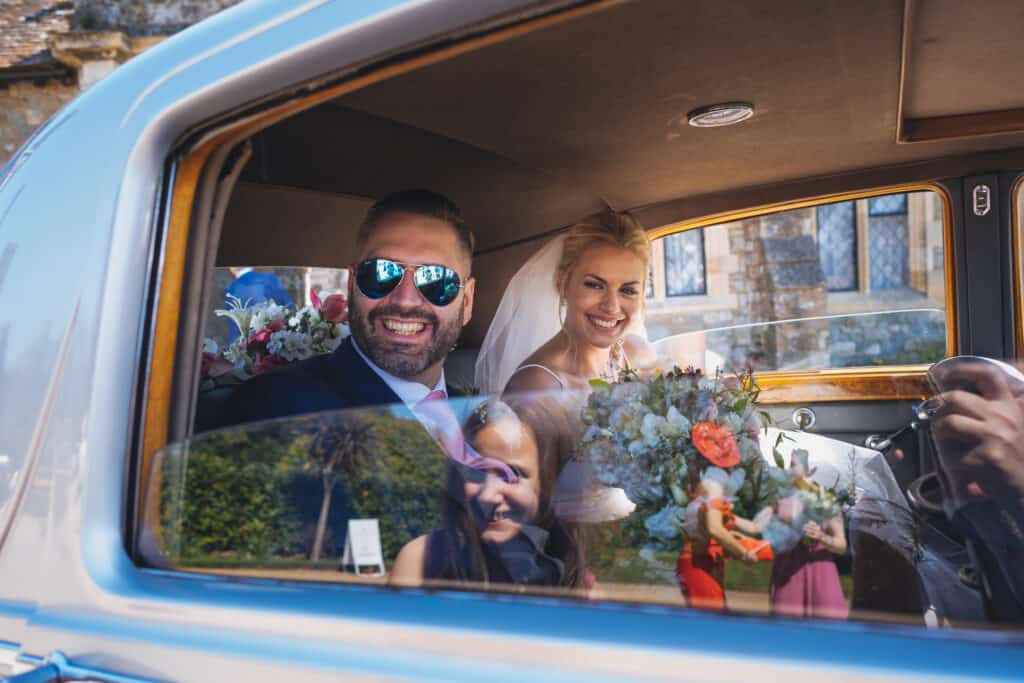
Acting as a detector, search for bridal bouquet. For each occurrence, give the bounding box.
[788,481,855,524]
[580,367,776,543]
[200,289,349,387]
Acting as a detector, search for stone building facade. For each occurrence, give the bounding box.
[646,191,947,373]
[0,0,240,166]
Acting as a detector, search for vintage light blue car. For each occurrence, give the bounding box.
[1,1,1023,681]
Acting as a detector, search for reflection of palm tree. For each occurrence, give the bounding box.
[306,414,376,562]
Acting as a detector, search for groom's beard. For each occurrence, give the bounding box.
[349,299,462,380]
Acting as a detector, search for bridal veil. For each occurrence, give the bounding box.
[474,235,566,395]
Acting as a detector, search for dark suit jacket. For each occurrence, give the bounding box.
[218,337,459,428]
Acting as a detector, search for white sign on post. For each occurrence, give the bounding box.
[341,518,385,576]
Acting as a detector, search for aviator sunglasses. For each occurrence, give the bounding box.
[355,258,463,307]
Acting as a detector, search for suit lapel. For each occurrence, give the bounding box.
[329,338,450,461]
[327,338,403,409]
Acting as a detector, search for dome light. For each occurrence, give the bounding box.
[686,102,754,128]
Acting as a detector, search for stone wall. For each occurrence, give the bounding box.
[726,208,828,370]
[0,80,77,161]
[75,0,243,34]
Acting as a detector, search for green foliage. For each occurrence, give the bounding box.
[161,429,299,562]
[346,414,447,561]
[877,338,946,366]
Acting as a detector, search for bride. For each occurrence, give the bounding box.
[474,210,653,527]
[475,209,653,396]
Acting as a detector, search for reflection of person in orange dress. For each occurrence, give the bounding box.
[678,472,773,610]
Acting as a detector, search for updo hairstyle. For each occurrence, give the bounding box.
[555,209,650,294]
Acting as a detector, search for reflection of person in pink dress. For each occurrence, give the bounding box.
[769,450,849,619]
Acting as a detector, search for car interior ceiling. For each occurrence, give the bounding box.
[217,0,1024,352]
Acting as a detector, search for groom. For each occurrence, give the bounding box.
[221,189,476,431]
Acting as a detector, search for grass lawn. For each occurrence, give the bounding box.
[593,548,853,600]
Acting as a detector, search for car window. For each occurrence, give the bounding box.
[646,189,948,373]
[140,378,1023,633]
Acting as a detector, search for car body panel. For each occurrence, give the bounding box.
[0,0,1023,680]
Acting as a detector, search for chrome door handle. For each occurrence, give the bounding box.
[4,651,163,683]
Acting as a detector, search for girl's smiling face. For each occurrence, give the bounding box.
[464,417,541,545]
[560,245,646,349]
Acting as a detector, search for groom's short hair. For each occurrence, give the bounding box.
[357,189,475,262]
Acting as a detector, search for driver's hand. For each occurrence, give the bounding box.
[930,362,1024,514]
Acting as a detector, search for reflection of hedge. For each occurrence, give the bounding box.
[162,429,300,561]
[161,413,447,566]
[346,414,446,562]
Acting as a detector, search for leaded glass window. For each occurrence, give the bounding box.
[868,193,909,289]
[868,193,907,216]
[663,229,706,296]
[816,200,857,291]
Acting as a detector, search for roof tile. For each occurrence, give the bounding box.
[0,1,73,69]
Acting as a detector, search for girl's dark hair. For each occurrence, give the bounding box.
[425,394,585,587]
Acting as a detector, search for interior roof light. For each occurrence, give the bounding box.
[687,102,755,128]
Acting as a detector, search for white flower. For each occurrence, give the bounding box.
[611,381,649,403]
[268,330,313,361]
[249,309,267,334]
[264,301,288,320]
[215,294,255,338]
[640,413,667,446]
[610,404,645,439]
[665,405,691,433]
[202,338,218,354]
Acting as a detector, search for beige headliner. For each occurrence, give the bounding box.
[219,0,1024,343]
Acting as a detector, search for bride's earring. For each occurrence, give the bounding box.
[558,297,567,328]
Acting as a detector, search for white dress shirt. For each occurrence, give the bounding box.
[350,336,447,408]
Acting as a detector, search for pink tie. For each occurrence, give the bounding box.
[416,392,515,480]
[416,390,471,465]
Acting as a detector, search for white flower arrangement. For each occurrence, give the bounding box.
[200,290,349,386]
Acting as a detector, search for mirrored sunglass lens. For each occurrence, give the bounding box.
[356,259,403,298]
[414,265,460,305]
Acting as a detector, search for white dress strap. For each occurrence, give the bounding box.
[510,363,567,389]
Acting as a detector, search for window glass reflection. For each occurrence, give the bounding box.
[141,372,1024,630]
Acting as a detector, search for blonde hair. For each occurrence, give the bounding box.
[556,209,650,292]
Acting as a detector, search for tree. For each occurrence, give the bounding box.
[305,413,377,562]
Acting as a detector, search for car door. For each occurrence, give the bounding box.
[1,1,1023,682]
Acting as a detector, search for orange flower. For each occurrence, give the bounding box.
[691,421,740,467]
